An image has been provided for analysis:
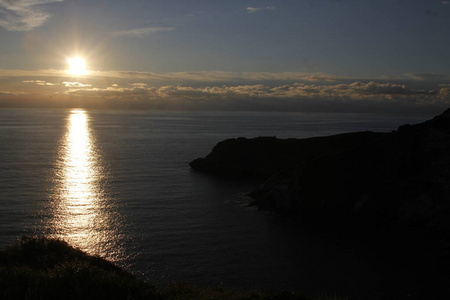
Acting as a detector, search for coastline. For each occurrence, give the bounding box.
[189,109,450,298]
[190,109,450,238]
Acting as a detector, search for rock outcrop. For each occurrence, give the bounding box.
[190,132,387,177]
[190,109,450,237]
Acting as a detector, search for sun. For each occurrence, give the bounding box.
[67,56,88,76]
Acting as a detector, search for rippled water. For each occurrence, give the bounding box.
[42,110,127,262]
[0,108,434,298]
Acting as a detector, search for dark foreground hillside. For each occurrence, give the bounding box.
[1,237,344,300]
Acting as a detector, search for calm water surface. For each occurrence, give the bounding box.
[0,108,434,298]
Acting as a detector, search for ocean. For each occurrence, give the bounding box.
[0,108,434,298]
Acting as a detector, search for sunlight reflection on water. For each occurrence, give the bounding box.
[47,109,126,264]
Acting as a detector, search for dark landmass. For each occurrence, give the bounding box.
[190,109,450,237]
[0,237,339,300]
[190,109,450,298]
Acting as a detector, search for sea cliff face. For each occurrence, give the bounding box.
[190,109,450,236]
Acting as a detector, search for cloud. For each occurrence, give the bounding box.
[343,81,430,96]
[55,80,449,113]
[0,69,349,85]
[0,0,63,31]
[3,74,449,112]
[63,81,438,102]
[302,74,338,82]
[3,68,450,112]
[130,82,148,87]
[22,79,56,85]
[62,81,91,87]
[64,85,152,101]
[0,69,63,77]
[406,73,448,81]
[0,90,25,96]
[246,6,275,13]
[439,87,450,97]
[93,70,345,84]
[109,26,174,38]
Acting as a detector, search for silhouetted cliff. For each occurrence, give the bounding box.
[190,109,450,240]
[190,132,388,177]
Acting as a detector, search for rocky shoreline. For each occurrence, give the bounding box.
[190,109,450,249]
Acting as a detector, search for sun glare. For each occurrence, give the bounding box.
[67,56,88,76]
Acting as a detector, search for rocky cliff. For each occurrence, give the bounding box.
[190,109,450,238]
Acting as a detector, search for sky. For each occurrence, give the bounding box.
[0,0,449,113]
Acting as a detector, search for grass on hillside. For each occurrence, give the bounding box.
[0,236,348,300]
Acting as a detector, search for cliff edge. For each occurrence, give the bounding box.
[190,109,450,241]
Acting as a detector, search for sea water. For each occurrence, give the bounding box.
[0,108,434,298]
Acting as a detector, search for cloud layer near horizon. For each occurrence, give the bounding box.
[1,69,449,113]
[59,81,448,111]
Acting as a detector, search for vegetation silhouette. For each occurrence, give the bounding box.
[1,236,349,300]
